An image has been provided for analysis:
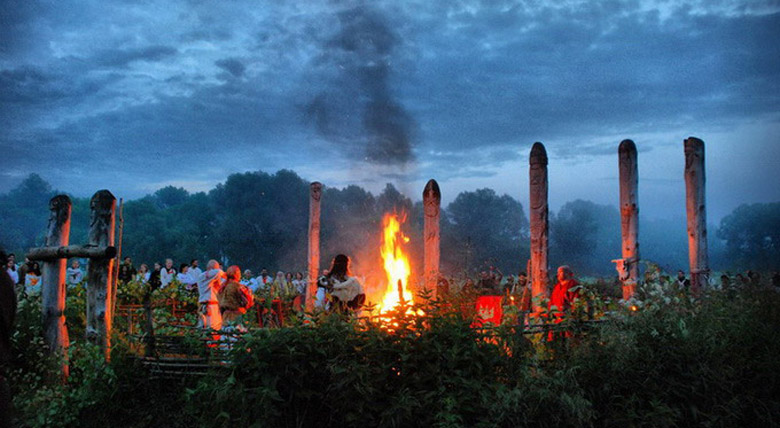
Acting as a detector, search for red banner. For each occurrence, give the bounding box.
[472,295,503,327]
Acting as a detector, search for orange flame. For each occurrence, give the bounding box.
[378,212,413,313]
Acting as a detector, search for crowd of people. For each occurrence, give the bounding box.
[5,250,780,332]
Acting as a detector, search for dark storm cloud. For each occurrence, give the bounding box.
[215,58,245,78]
[406,4,780,156]
[0,0,778,218]
[305,5,417,165]
[94,45,178,68]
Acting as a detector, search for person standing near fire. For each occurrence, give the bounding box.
[197,260,226,330]
[218,265,254,325]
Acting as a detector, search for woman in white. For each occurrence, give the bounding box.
[66,259,83,287]
[5,259,18,285]
[135,264,150,283]
[325,254,365,314]
[292,272,306,297]
[25,262,42,294]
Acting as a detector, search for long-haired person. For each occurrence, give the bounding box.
[325,254,365,314]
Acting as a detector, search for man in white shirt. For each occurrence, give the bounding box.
[197,260,225,330]
[160,258,177,287]
[189,259,203,281]
[257,268,273,290]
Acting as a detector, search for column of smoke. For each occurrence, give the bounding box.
[305,4,417,166]
[306,4,420,303]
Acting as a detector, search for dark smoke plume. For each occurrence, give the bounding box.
[305,5,416,165]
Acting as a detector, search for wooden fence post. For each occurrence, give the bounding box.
[86,190,116,360]
[41,194,71,380]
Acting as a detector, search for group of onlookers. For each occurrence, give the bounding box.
[113,257,311,300]
[4,254,43,293]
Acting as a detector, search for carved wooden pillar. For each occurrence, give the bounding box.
[529,142,549,313]
[306,182,322,312]
[684,137,709,294]
[618,140,640,300]
[423,179,441,298]
[42,194,71,379]
[86,190,116,360]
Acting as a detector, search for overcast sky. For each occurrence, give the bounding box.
[1,0,778,221]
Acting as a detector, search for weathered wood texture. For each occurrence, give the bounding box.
[684,137,709,294]
[27,245,116,261]
[529,143,549,313]
[618,140,640,300]
[306,182,322,312]
[423,179,441,298]
[86,190,116,359]
[41,194,71,380]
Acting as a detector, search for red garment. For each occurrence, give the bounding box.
[548,279,581,340]
[549,279,581,315]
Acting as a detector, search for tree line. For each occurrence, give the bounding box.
[1,172,776,279]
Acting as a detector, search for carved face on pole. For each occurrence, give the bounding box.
[424,190,440,218]
[311,182,322,202]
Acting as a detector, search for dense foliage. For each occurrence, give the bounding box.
[7,276,780,427]
[0,172,759,277]
[717,202,780,270]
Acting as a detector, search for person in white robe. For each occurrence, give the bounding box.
[197,260,225,330]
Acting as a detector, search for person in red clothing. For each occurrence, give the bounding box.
[548,265,582,340]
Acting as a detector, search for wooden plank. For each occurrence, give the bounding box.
[27,245,116,261]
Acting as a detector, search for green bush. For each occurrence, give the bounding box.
[7,277,780,427]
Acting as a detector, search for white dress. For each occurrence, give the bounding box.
[67,267,84,286]
[25,273,41,294]
[330,276,363,303]
[160,268,176,287]
[6,268,18,284]
[197,269,224,330]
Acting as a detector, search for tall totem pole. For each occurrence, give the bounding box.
[684,137,709,294]
[618,140,640,300]
[423,179,441,298]
[529,142,550,313]
[306,182,323,311]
